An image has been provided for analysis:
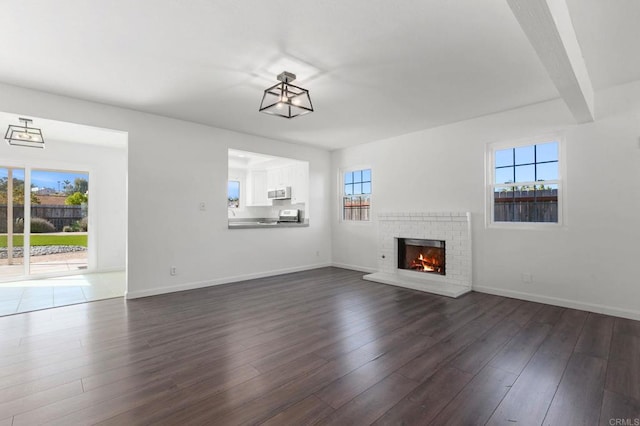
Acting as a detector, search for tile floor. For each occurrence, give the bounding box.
[0,270,125,316]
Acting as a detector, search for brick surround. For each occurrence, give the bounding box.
[364,212,472,297]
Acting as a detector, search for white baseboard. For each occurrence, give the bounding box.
[473,284,640,321]
[125,262,332,299]
[331,262,377,274]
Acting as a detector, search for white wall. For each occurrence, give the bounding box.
[3,78,638,320]
[0,139,126,272]
[0,82,333,298]
[332,81,640,320]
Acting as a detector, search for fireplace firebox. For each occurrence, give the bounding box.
[397,238,445,275]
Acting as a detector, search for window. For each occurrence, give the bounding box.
[489,139,561,224]
[228,180,240,208]
[343,169,371,221]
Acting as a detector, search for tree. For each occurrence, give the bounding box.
[63,179,72,194]
[73,178,88,194]
[0,177,40,204]
[65,191,88,205]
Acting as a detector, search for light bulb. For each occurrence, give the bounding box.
[17,133,33,140]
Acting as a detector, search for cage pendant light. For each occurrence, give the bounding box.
[5,117,45,148]
[259,71,314,119]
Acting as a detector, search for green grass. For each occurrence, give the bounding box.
[0,234,88,247]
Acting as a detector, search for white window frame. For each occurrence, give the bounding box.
[339,166,372,223]
[486,133,566,229]
[227,179,241,210]
[227,166,248,212]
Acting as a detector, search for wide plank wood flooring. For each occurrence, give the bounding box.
[0,267,638,425]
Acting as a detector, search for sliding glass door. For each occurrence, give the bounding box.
[29,170,89,275]
[0,166,90,280]
[0,167,26,279]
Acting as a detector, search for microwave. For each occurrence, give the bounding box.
[268,187,292,200]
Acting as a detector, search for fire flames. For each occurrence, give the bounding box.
[410,253,441,273]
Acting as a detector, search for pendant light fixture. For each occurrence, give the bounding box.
[5,117,45,148]
[259,71,314,119]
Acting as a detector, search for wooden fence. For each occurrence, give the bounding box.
[343,196,371,221]
[494,189,558,222]
[0,204,84,232]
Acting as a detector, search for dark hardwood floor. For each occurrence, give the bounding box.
[0,267,638,425]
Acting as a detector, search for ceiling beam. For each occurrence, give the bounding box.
[507,0,594,122]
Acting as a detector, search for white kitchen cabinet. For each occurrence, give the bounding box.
[290,163,308,205]
[266,168,277,190]
[280,167,292,188]
[246,169,270,206]
[255,162,308,205]
[267,167,291,189]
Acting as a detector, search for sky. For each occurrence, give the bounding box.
[495,142,558,184]
[344,169,372,195]
[0,168,89,190]
[228,180,240,199]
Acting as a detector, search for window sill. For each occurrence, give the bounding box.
[487,221,565,231]
[340,220,373,225]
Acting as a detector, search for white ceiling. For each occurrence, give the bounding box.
[565,0,640,90]
[0,112,127,149]
[1,1,638,150]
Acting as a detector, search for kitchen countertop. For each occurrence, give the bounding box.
[228,218,309,229]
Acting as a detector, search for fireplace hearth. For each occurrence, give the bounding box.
[397,238,445,275]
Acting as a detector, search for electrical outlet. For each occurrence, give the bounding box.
[316,250,320,257]
[170,266,177,276]
[521,273,533,283]
[199,202,206,211]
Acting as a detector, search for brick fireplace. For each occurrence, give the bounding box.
[363,212,472,297]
